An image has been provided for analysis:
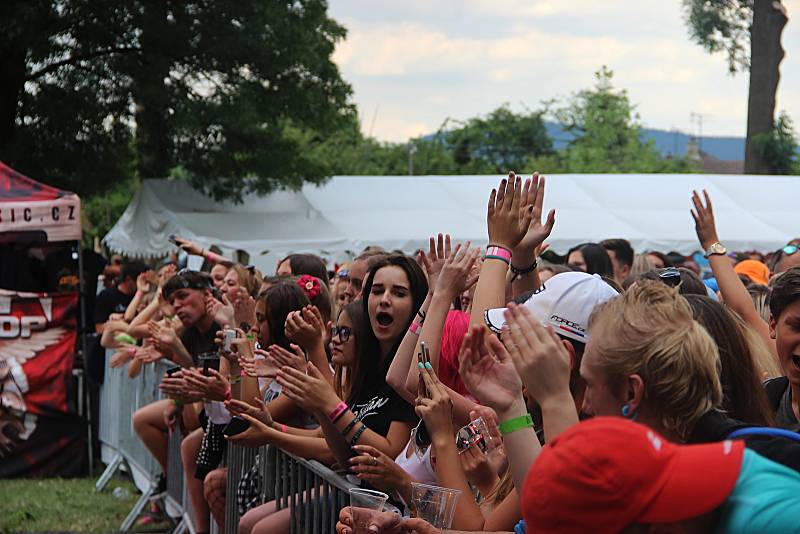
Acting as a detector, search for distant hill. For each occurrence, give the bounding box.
[544,121,745,161]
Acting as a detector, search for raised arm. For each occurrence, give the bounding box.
[459,325,540,495]
[511,173,555,298]
[470,173,530,328]
[691,190,777,357]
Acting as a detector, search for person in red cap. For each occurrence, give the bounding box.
[523,417,800,533]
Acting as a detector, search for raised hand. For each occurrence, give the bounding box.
[136,271,154,294]
[232,288,257,326]
[503,303,571,405]
[268,344,306,370]
[206,292,235,328]
[175,236,204,257]
[348,444,413,496]
[224,397,274,427]
[690,189,720,250]
[239,352,279,379]
[225,413,273,448]
[458,325,522,414]
[147,320,179,354]
[285,305,324,350]
[181,368,230,402]
[418,233,452,294]
[487,172,530,249]
[277,362,340,414]
[434,242,481,299]
[516,173,556,256]
[416,363,455,443]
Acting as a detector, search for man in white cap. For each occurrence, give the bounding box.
[483,271,619,413]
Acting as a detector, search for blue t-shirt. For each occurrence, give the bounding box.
[715,449,800,533]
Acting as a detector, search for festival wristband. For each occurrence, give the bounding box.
[408,322,422,336]
[498,413,534,436]
[206,251,223,263]
[349,423,367,446]
[279,423,287,433]
[328,402,349,423]
[485,246,512,265]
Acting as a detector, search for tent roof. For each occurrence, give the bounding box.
[0,161,81,242]
[0,161,74,201]
[103,174,798,271]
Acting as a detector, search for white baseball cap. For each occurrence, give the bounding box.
[484,271,619,343]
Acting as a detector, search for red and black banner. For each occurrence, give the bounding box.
[0,290,85,477]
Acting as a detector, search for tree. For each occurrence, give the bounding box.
[752,111,799,174]
[538,67,696,173]
[447,105,553,173]
[0,1,353,200]
[682,0,789,174]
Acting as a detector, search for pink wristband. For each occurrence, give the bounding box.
[207,251,222,263]
[279,423,287,433]
[128,347,137,357]
[485,246,512,262]
[408,322,421,335]
[328,401,348,423]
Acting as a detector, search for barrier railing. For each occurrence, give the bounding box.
[97,349,395,534]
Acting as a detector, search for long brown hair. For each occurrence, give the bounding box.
[684,295,775,426]
[333,301,365,401]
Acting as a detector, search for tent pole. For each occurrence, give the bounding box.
[77,243,94,476]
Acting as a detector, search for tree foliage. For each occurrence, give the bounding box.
[752,111,799,174]
[0,0,354,201]
[682,0,753,73]
[530,67,697,173]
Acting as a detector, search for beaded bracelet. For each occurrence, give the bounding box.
[510,259,538,282]
[349,423,367,446]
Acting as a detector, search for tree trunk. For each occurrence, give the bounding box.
[133,2,172,178]
[744,0,788,174]
[0,46,27,155]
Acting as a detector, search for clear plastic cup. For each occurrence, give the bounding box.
[410,482,462,529]
[349,488,389,534]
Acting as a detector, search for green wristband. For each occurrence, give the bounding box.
[498,413,534,436]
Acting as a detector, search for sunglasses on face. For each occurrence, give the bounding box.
[783,245,798,256]
[330,326,352,343]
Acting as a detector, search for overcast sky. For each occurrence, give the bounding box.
[328,0,800,143]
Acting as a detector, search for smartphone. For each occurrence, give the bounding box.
[418,342,431,398]
[168,234,179,246]
[199,352,220,376]
[222,329,236,352]
[166,366,181,377]
[223,416,251,436]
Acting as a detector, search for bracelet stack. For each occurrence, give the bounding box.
[484,244,512,265]
[328,401,349,423]
[350,423,367,446]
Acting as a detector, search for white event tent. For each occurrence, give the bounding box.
[103,174,798,271]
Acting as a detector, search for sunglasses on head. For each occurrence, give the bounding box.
[163,270,213,299]
[337,269,350,279]
[330,326,352,342]
[657,267,681,288]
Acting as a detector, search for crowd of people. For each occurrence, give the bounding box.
[96,172,800,533]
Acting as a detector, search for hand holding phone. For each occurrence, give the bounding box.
[223,416,251,436]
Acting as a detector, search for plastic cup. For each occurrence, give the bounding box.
[349,488,389,534]
[410,482,462,529]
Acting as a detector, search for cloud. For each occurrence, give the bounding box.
[329,0,800,142]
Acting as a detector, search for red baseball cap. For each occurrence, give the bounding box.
[522,417,744,533]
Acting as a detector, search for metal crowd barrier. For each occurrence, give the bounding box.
[97,348,383,534]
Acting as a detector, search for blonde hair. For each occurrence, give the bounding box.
[629,253,655,278]
[588,282,722,439]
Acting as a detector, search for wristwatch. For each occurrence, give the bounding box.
[705,242,727,258]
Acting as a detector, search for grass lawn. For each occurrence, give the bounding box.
[0,476,158,533]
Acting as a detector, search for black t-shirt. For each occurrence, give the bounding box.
[180,322,221,365]
[94,286,133,325]
[776,385,800,431]
[349,381,418,437]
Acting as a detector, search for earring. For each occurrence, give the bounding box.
[621,404,632,418]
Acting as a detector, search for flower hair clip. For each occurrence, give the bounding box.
[297,274,321,300]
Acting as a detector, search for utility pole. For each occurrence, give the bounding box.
[408,143,417,176]
[690,112,711,154]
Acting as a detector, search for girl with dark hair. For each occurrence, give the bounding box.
[276,253,330,288]
[566,242,615,279]
[684,294,775,427]
[231,256,426,534]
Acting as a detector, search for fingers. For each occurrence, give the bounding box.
[703,189,713,213]
[486,331,511,363]
[436,233,444,259]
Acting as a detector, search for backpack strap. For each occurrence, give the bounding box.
[764,376,790,412]
[727,426,800,442]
